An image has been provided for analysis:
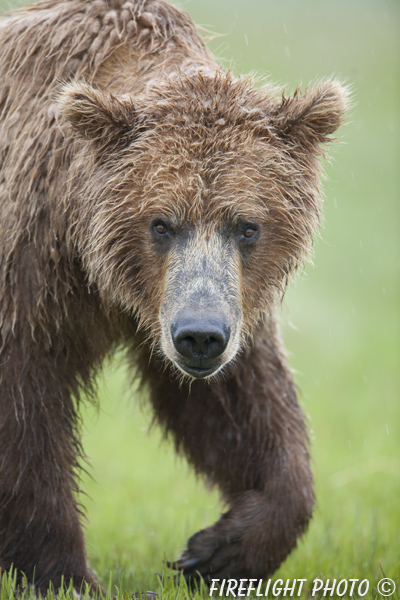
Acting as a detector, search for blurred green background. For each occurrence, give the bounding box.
[1,0,399,596]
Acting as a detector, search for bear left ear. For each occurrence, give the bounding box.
[270,79,350,151]
[58,80,138,147]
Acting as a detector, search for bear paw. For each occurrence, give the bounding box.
[167,523,249,586]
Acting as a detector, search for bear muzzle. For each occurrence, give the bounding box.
[171,310,231,378]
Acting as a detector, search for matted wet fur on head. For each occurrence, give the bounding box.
[0,0,349,594]
[59,72,348,380]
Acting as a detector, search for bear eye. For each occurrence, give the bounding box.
[153,221,168,236]
[243,227,257,239]
[240,224,258,241]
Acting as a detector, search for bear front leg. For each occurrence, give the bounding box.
[0,341,98,595]
[146,321,314,584]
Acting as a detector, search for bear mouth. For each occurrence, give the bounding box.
[178,364,219,379]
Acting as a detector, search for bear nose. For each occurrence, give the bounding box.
[171,312,231,360]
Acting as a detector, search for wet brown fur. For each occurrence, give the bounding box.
[0,0,349,593]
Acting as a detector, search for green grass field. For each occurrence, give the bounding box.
[0,0,399,598]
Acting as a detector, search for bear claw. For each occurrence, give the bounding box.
[167,547,241,588]
[166,556,199,570]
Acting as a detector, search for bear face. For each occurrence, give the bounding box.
[59,72,348,380]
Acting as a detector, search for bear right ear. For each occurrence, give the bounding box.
[58,81,137,147]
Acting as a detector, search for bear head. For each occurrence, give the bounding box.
[58,72,349,380]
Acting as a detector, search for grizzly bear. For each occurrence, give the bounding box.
[0,0,349,595]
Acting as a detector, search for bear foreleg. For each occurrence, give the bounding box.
[146,322,314,584]
[0,338,98,594]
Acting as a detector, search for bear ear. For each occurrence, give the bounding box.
[58,80,137,146]
[270,79,351,151]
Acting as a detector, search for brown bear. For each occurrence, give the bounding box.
[0,0,349,595]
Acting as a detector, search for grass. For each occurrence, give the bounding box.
[0,0,399,597]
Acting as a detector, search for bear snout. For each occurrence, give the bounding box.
[171,311,231,378]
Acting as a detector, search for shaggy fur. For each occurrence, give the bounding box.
[0,0,349,594]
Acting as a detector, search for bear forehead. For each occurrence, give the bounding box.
[120,148,285,226]
[108,125,301,225]
[124,127,298,209]
[132,124,272,169]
